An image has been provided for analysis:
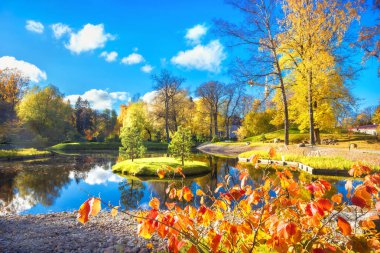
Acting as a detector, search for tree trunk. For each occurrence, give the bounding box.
[274,53,290,145]
[308,71,316,145]
[214,108,218,137]
[209,110,213,139]
[226,118,230,139]
[165,99,170,143]
[314,128,321,144]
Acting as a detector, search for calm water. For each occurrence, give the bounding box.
[0,151,361,215]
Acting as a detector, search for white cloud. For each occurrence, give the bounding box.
[170,40,226,73]
[141,90,158,104]
[0,56,47,82]
[185,24,208,44]
[65,89,130,110]
[141,64,153,73]
[25,20,44,34]
[65,24,114,54]
[83,164,123,185]
[100,51,118,62]
[51,23,71,39]
[121,53,144,65]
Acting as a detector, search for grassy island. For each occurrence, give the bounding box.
[0,148,51,160]
[112,157,210,178]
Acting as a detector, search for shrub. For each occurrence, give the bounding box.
[79,150,380,252]
[211,135,220,143]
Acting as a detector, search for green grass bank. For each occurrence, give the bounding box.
[238,150,380,170]
[0,148,51,161]
[49,141,168,151]
[112,157,210,178]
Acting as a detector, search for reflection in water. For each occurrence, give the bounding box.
[119,180,145,209]
[0,152,361,215]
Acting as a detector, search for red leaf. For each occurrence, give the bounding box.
[337,216,352,236]
[187,245,198,253]
[211,234,222,253]
[183,186,193,202]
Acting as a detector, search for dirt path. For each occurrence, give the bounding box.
[197,143,254,157]
[0,212,165,253]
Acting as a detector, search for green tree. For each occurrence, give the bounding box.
[169,126,193,166]
[16,85,73,144]
[120,126,146,161]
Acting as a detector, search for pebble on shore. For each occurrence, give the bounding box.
[0,211,166,253]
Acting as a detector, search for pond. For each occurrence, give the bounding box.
[0,151,361,215]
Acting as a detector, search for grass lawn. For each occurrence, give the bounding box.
[49,142,121,150]
[49,141,168,151]
[238,150,380,170]
[0,148,51,159]
[112,157,211,178]
[244,129,380,149]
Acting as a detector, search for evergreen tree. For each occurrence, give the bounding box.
[120,126,146,161]
[169,126,193,166]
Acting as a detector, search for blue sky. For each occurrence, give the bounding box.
[0,0,378,112]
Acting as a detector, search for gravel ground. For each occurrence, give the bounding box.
[0,212,166,253]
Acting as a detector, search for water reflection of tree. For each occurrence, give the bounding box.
[0,154,117,213]
[119,179,145,210]
[15,168,71,206]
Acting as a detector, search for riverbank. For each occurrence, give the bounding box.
[0,148,52,161]
[49,142,168,152]
[0,212,165,253]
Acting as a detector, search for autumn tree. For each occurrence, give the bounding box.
[216,0,291,145]
[221,83,246,139]
[168,126,193,166]
[357,1,379,75]
[120,125,146,161]
[152,70,184,143]
[237,99,276,138]
[16,85,73,144]
[122,101,153,141]
[196,81,225,139]
[0,69,29,122]
[74,97,93,136]
[280,0,359,144]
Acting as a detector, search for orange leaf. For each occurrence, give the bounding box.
[90,198,101,216]
[183,186,193,202]
[337,216,351,236]
[196,189,205,196]
[111,206,119,217]
[77,197,102,224]
[331,193,343,204]
[268,147,276,158]
[376,201,380,212]
[149,197,160,210]
[174,167,186,178]
[157,169,166,179]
